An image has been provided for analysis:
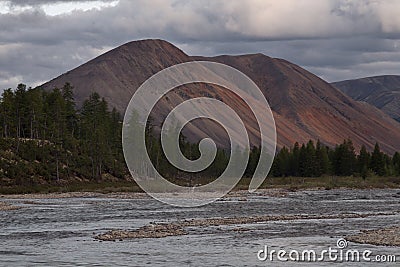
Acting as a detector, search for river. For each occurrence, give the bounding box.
[0,189,399,266]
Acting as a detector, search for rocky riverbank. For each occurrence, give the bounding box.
[347,226,400,247]
[0,201,21,211]
[95,212,394,241]
[0,188,291,200]
[0,191,150,199]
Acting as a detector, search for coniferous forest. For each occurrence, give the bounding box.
[0,83,399,188]
[0,83,126,186]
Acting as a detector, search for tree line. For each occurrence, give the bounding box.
[0,83,399,187]
[271,140,400,178]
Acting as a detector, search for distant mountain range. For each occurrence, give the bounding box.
[332,75,400,122]
[42,39,400,154]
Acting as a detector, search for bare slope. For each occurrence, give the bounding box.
[333,75,400,122]
[42,40,400,154]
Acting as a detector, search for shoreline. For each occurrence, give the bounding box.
[1,186,399,200]
[0,188,289,200]
[2,186,400,200]
[1,176,399,196]
[347,226,400,247]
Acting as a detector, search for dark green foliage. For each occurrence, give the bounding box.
[273,141,325,177]
[332,139,356,176]
[271,139,395,178]
[0,84,126,186]
[299,141,317,177]
[393,152,400,176]
[358,145,370,179]
[315,140,330,176]
[0,83,398,187]
[370,143,386,176]
[271,146,290,177]
[289,142,300,176]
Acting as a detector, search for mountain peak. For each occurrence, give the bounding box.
[120,38,185,53]
[90,38,188,64]
[42,40,400,154]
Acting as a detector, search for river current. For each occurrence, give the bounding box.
[1,189,399,266]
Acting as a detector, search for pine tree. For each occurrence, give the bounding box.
[0,88,16,138]
[62,83,77,139]
[315,140,329,176]
[272,146,290,177]
[393,152,400,176]
[370,143,385,176]
[358,145,370,179]
[333,139,356,176]
[26,88,44,140]
[289,142,300,176]
[15,84,29,139]
[80,92,109,179]
[298,141,317,177]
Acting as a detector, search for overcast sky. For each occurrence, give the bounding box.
[1,0,400,90]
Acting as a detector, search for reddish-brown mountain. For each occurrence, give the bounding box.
[42,39,400,154]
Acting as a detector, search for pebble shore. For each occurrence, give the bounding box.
[0,191,149,199]
[0,188,290,200]
[347,226,400,247]
[0,201,22,211]
[95,212,394,241]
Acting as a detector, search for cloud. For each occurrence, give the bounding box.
[6,0,114,6]
[0,0,399,89]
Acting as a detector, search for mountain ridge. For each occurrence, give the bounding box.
[332,75,400,122]
[42,39,400,154]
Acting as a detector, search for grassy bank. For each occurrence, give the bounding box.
[258,175,400,190]
[0,176,399,195]
[234,175,400,191]
[0,181,142,195]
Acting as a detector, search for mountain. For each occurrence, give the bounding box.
[42,39,400,154]
[332,75,400,122]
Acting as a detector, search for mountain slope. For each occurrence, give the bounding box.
[332,75,400,122]
[42,39,400,154]
[43,39,189,110]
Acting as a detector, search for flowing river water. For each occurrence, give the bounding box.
[0,189,399,266]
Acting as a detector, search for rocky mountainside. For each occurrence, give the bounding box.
[42,39,400,154]
[332,75,400,122]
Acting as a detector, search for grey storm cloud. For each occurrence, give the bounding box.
[0,0,400,89]
[6,0,114,6]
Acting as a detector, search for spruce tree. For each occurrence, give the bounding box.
[0,88,16,138]
[289,142,300,176]
[299,142,316,177]
[272,146,290,177]
[370,143,385,176]
[393,152,400,176]
[358,145,370,179]
[333,139,356,176]
[315,140,329,176]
